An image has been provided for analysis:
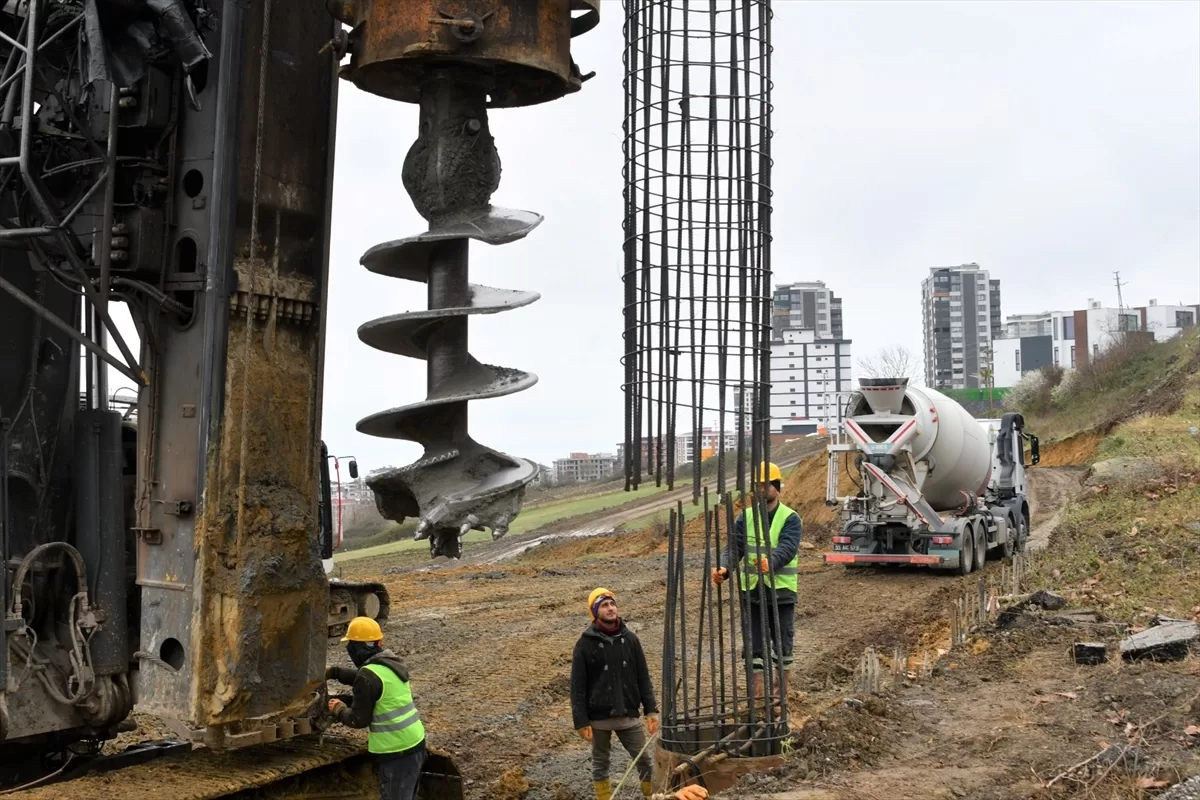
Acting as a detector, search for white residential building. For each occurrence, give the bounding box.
[990,299,1197,388]
[770,328,852,435]
[921,264,1002,390]
[1136,299,1197,342]
[554,452,618,484]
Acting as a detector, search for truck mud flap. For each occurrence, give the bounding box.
[824,553,944,566]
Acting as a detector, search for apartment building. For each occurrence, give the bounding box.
[991,299,1198,387]
[772,281,843,340]
[921,264,1002,390]
[770,328,852,435]
[554,452,619,484]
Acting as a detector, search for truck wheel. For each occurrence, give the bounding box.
[973,525,987,572]
[1011,512,1027,554]
[1000,517,1015,559]
[956,524,974,576]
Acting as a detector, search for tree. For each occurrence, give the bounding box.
[857,346,922,384]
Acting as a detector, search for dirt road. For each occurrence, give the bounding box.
[321,466,1087,799]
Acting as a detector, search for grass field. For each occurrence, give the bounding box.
[335,481,673,562]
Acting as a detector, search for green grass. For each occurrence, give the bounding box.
[618,501,708,533]
[1024,327,1199,442]
[334,482,672,562]
[1032,475,1200,623]
[1028,353,1200,623]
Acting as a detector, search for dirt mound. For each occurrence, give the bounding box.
[492,766,531,799]
[1038,430,1103,467]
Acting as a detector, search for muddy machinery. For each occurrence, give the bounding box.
[0,0,597,794]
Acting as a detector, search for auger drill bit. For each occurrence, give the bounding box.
[329,1,600,559]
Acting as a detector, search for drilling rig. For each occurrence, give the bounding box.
[0,0,597,795]
[335,0,600,560]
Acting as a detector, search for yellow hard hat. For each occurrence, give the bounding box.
[588,587,615,619]
[341,616,383,643]
[757,462,782,483]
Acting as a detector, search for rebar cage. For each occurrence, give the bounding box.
[621,0,785,770]
[621,0,774,498]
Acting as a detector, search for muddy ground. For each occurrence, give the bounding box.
[318,463,1200,800]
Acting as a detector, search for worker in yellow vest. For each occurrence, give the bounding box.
[326,617,427,800]
[711,462,801,707]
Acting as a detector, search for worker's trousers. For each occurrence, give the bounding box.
[591,719,652,783]
[377,740,428,800]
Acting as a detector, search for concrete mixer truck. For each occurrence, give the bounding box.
[823,378,1040,574]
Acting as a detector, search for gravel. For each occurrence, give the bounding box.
[1161,775,1200,800]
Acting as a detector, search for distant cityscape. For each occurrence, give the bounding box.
[335,268,1198,491]
[551,264,1198,485]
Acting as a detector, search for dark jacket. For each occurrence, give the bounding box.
[327,649,423,753]
[570,621,658,731]
[733,504,802,604]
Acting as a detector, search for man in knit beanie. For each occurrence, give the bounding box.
[570,588,659,800]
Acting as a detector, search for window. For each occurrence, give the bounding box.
[1053,347,1059,365]
[1063,316,1075,339]
[1015,351,1021,371]
[1118,313,1139,332]
[1093,344,1099,358]
[1070,346,1075,368]
[1177,310,1195,328]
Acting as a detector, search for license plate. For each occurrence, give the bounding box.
[832,544,860,552]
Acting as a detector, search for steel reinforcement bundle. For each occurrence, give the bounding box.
[621,0,787,770]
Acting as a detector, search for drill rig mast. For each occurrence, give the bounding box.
[0,0,337,766]
[0,0,600,791]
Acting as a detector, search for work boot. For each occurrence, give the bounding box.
[593,779,613,800]
[641,780,654,798]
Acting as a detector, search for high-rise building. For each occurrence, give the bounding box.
[772,281,843,340]
[921,264,1002,390]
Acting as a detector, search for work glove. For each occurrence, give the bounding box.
[646,714,659,736]
[327,698,346,716]
[577,725,593,741]
[710,567,728,586]
[758,557,770,573]
[673,786,709,800]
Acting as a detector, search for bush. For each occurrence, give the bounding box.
[1072,332,1156,394]
[1005,365,1063,415]
[1049,367,1078,406]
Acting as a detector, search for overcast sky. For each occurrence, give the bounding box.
[318,0,1200,472]
[98,1,1197,474]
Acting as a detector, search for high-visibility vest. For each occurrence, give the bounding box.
[363,663,425,755]
[740,503,800,593]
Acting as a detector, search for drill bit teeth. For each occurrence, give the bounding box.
[357,207,542,560]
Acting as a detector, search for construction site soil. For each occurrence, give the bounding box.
[330,461,1192,800]
[27,457,1198,799]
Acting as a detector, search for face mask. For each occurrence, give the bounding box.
[347,640,380,668]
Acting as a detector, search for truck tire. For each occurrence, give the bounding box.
[1000,516,1015,559]
[973,524,987,572]
[956,523,974,576]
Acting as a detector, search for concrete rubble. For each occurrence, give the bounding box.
[1119,617,1200,662]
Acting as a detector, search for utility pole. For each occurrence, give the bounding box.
[1114,270,1130,341]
